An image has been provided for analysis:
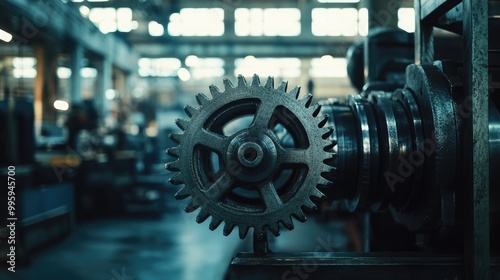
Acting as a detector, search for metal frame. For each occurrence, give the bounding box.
[229,1,493,279]
[415,0,490,279]
[229,252,468,280]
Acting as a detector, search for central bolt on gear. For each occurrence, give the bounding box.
[166,74,335,238]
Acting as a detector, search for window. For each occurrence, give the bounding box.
[80,67,98,78]
[398,8,415,33]
[87,8,138,34]
[138,58,181,77]
[358,8,368,36]
[148,21,164,36]
[168,8,224,36]
[235,8,301,36]
[235,57,301,78]
[186,57,225,79]
[318,0,360,2]
[57,67,72,79]
[309,56,347,78]
[312,8,358,36]
[116,8,135,32]
[12,57,37,79]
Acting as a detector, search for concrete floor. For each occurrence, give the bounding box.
[0,187,350,280]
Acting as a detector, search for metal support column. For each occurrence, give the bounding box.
[70,44,83,104]
[463,0,490,279]
[300,2,313,38]
[34,42,58,122]
[95,56,112,117]
[223,3,235,38]
[224,57,235,79]
[366,0,400,30]
[414,0,434,64]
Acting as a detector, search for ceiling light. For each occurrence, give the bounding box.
[148,21,164,37]
[79,6,90,17]
[54,100,69,111]
[0,29,13,43]
[178,68,191,81]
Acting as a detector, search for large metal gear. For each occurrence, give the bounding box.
[166,74,335,238]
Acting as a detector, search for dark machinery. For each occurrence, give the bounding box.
[166,76,334,238]
[167,0,498,279]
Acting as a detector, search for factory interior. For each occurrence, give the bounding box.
[0,0,499,279]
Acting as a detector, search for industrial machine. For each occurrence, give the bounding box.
[166,1,498,279]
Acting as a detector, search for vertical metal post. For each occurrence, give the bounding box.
[95,56,112,116]
[414,0,434,65]
[363,213,370,252]
[34,43,58,122]
[253,231,270,256]
[463,0,490,279]
[70,43,83,104]
[366,0,400,30]
[300,2,313,38]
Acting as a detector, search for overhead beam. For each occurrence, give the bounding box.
[134,41,355,58]
[420,0,461,22]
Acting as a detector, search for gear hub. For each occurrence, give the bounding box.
[166,75,335,238]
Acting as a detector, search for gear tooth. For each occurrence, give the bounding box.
[322,127,333,139]
[267,223,280,237]
[321,171,334,182]
[289,86,301,99]
[299,93,313,108]
[293,209,307,223]
[174,186,190,200]
[312,103,322,117]
[312,188,326,200]
[277,80,288,92]
[317,178,331,187]
[167,147,180,158]
[281,216,294,230]
[324,140,336,152]
[223,78,235,92]
[185,198,201,213]
[304,199,317,211]
[175,118,190,130]
[196,93,210,106]
[209,84,221,97]
[264,76,275,89]
[237,75,247,88]
[251,74,261,87]
[169,173,183,185]
[209,216,223,231]
[223,222,236,236]
[184,105,198,117]
[165,160,180,171]
[318,114,329,128]
[196,209,210,223]
[169,133,183,144]
[238,225,250,239]
[323,156,335,167]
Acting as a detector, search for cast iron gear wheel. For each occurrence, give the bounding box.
[166,74,335,239]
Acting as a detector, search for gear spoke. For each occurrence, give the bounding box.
[278,146,311,165]
[251,102,276,130]
[259,180,283,212]
[204,171,234,200]
[195,129,230,153]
